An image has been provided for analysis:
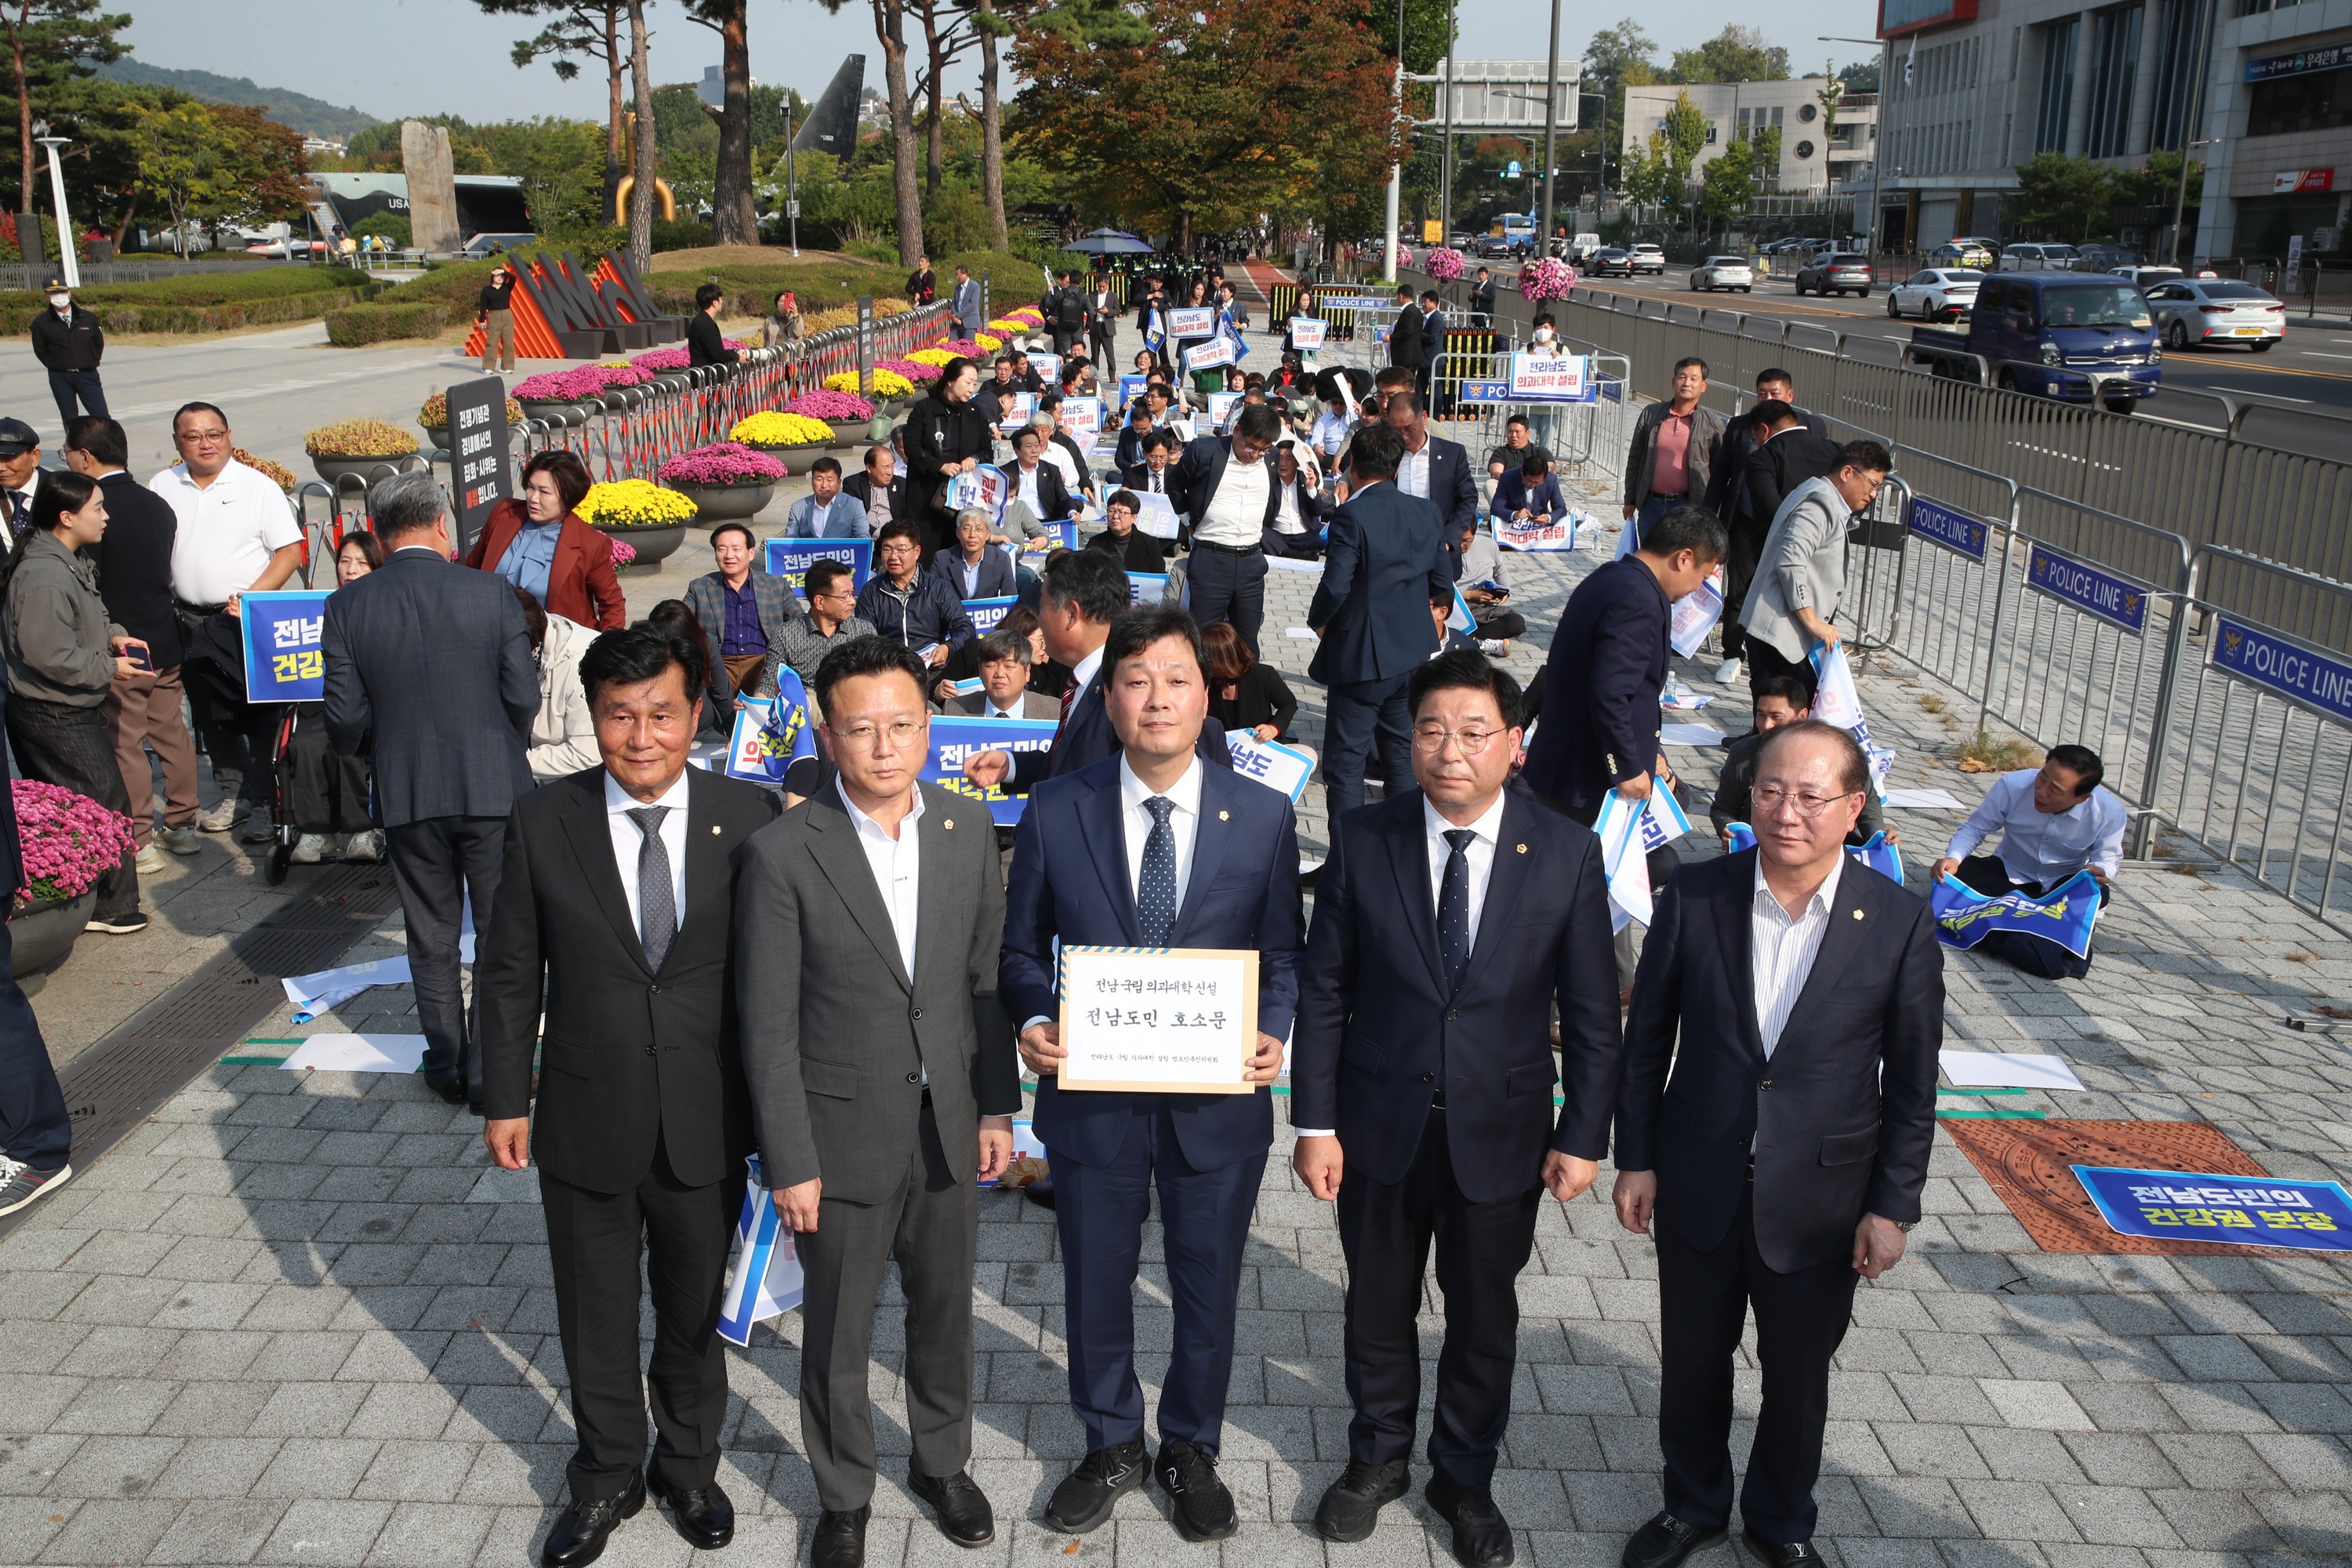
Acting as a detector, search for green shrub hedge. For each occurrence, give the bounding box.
[0,285,381,336]
[323,301,452,346]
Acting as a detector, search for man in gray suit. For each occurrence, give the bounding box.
[950,263,985,340]
[735,637,1021,1568]
[324,472,538,1108]
[1737,439,1891,710]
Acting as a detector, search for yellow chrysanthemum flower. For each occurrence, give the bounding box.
[576,478,699,528]
[728,410,834,446]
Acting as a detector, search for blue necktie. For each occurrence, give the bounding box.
[1138,797,1178,946]
[1437,829,1475,993]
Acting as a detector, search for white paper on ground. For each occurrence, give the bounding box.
[283,956,413,1023]
[1284,626,1319,639]
[281,1033,430,1074]
[1884,788,1969,810]
[1659,723,1727,746]
[1939,1051,2087,1091]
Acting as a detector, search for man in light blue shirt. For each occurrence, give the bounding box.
[1932,744,2126,978]
[783,456,871,539]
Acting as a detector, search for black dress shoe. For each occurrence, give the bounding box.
[647,1472,734,1549]
[426,1076,469,1106]
[1620,1510,1727,1568]
[1154,1437,1239,1542]
[909,1469,995,1545]
[1426,1470,1514,1567]
[541,1472,644,1567]
[811,1504,869,1568]
[1741,1529,1823,1565]
[1042,1439,1147,1534]
[1315,1457,1409,1543]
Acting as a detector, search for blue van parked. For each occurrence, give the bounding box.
[1909,270,2161,414]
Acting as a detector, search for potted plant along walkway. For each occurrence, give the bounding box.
[303,419,420,486]
[727,410,833,461]
[786,389,877,449]
[9,780,138,977]
[417,390,524,452]
[657,442,786,524]
[576,477,698,568]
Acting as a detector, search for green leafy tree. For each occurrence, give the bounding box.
[1661,90,1708,198]
[1584,17,1661,186]
[1671,25,1789,84]
[2114,147,2203,210]
[2008,151,2115,242]
[682,0,758,244]
[0,0,126,223]
[129,100,248,256]
[1837,59,1879,93]
[474,1,627,217]
[1817,67,1842,137]
[1699,124,1778,226]
[1363,0,1452,76]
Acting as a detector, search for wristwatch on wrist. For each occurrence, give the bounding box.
[1895,1219,1918,1232]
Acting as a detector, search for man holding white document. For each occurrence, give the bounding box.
[1000,603,1305,1544]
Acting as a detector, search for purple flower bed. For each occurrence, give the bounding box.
[879,356,940,383]
[13,779,136,907]
[630,347,691,372]
[658,442,789,487]
[514,365,652,401]
[786,390,876,422]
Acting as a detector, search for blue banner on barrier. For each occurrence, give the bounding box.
[2073,1166,2352,1251]
[241,590,334,702]
[2027,542,2148,633]
[1014,521,1080,559]
[1930,869,2103,958]
[1723,824,1904,883]
[1907,496,1989,561]
[921,715,1057,826]
[966,595,1018,636]
[2212,616,2352,724]
[765,538,872,595]
[1457,379,1512,402]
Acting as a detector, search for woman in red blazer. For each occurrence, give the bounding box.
[463,449,626,631]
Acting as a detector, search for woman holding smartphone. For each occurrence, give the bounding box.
[4,470,150,933]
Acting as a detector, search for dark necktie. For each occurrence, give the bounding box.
[6,489,24,537]
[1138,797,1178,946]
[627,806,677,970]
[1047,674,1080,764]
[1437,829,1475,993]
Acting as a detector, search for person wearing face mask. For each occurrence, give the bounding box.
[28,278,107,434]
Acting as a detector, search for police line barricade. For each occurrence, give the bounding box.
[1857,448,2021,734]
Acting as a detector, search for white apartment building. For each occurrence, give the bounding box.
[1621,78,1880,196]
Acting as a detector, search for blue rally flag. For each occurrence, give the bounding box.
[2073,1165,2352,1252]
[241,589,334,702]
[1722,824,1904,883]
[723,670,818,784]
[1931,869,2103,958]
[717,1154,805,1345]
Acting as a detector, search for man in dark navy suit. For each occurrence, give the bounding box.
[1308,423,1452,819]
[1613,721,1941,1568]
[1000,603,1305,1544]
[1520,504,1724,823]
[1702,371,1826,682]
[1380,390,1479,564]
[960,550,1231,799]
[1292,650,1622,1567]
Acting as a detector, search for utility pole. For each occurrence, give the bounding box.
[782,99,801,257]
[1439,11,1454,253]
[1539,0,1561,252]
[33,123,75,289]
[1382,0,1404,281]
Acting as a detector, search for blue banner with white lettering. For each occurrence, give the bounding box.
[1723,824,1904,883]
[1907,496,1989,561]
[765,538,872,595]
[2074,1165,2352,1251]
[965,595,1018,637]
[2027,543,2149,633]
[721,669,819,784]
[1930,869,2103,957]
[920,715,1057,826]
[2212,616,2352,724]
[241,590,334,702]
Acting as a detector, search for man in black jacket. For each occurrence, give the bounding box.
[1169,404,1287,652]
[65,417,200,863]
[685,283,740,368]
[1387,285,1424,377]
[1740,405,1843,545]
[841,444,913,535]
[323,472,539,1109]
[480,626,780,1568]
[1706,372,1829,681]
[854,520,975,668]
[1613,721,1940,1568]
[27,277,105,432]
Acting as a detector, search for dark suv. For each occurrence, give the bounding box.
[1795,252,1875,296]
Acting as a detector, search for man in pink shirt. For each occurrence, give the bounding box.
[1623,357,1728,550]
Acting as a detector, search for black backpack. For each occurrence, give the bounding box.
[1057,290,1086,329]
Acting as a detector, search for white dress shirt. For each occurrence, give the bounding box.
[983,695,1025,719]
[1194,451,1269,547]
[837,776,924,981]
[152,459,303,607]
[1066,643,1105,703]
[1752,854,1845,1060]
[1272,480,1305,535]
[1944,769,2127,886]
[1398,441,1432,499]
[604,768,691,940]
[1296,790,1508,1139]
[1015,462,1045,519]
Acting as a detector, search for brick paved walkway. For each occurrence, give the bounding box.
[9,381,2352,1566]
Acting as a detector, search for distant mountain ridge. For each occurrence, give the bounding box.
[93,60,382,140]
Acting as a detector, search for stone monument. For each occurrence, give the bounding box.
[400,121,463,253]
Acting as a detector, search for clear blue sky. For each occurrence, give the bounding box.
[112,0,1882,125]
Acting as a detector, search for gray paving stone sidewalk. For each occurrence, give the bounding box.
[11,360,2352,1567]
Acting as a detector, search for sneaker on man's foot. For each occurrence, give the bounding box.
[86,911,149,935]
[343,829,385,863]
[0,1157,71,1217]
[239,811,277,846]
[156,824,201,856]
[134,843,165,873]
[1712,658,1743,685]
[1477,638,1512,657]
[194,799,243,833]
[291,834,329,865]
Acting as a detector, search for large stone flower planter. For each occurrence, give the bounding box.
[590,523,688,566]
[665,482,774,523]
[310,456,415,486]
[9,891,94,976]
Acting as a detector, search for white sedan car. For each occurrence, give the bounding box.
[1690,256,1755,292]
[2145,279,2287,350]
[1886,267,1984,319]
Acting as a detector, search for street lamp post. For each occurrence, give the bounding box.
[782,100,801,258]
[1383,0,1404,282]
[1820,36,1888,258]
[33,122,75,289]
[1539,0,1561,252]
[1439,9,1454,255]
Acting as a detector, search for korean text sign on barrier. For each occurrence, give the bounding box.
[2027,543,2149,634]
[1906,496,1990,561]
[241,590,333,702]
[2209,617,2352,724]
[1508,354,1592,402]
[447,375,514,557]
[2073,1166,2352,1251]
[1061,396,1104,452]
[1167,307,1216,338]
[920,715,1056,825]
[765,538,872,594]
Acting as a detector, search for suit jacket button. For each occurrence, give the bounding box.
[911,1007,924,1021]
[1759,1079,1772,1091]
[906,1071,921,1083]
[648,982,661,994]
[1421,1070,1436,1083]
[1444,1008,1458,1022]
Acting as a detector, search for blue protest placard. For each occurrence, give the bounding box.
[966,595,1018,636]
[1117,374,1148,412]
[241,590,334,702]
[1931,869,2103,958]
[2027,543,2149,633]
[921,715,1057,826]
[2211,616,2352,724]
[1128,571,1171,604]
[722,671,818,784]
[1907,496,1989,561]
[1225,734,1316,803]
[765,538,871,595]
[2073,1166,2352,1251]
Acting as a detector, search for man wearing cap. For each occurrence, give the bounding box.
[478,263,517,375]
[0,419,42,553]
[27,278,106,433]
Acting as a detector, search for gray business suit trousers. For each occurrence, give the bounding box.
[797,1099,979,1510]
